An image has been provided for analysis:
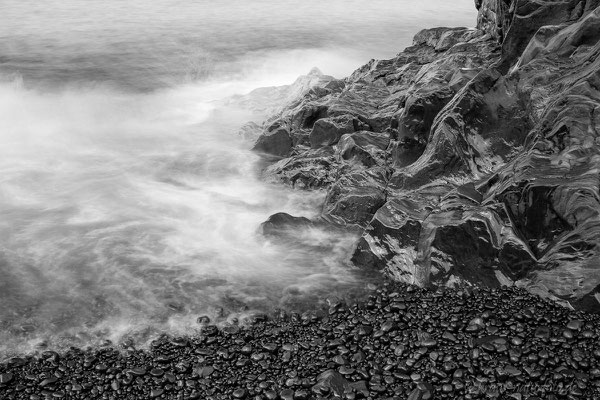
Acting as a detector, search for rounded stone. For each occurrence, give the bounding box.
[280,389,294,400]
[0,373,13,384]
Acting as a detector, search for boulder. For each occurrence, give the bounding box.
[252,127,293,157]
[351,197,430,284]
[259,212,313,237]
[422,208,535,288]
[291,105,329,130]
[309,115,357,148]
[311,370,351,397]
[322,168,389,227]
[336,131,390,168]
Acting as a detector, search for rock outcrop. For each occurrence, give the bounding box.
[252,0,600,312]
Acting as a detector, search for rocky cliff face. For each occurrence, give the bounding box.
[251,0,600,312]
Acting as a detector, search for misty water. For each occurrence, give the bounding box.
[0,0,475,358]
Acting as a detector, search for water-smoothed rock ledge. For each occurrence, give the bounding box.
[1,282,600,399]
[251,0,600,312]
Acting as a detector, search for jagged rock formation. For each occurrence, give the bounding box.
[252,0,600,312]
[229,68,336,143]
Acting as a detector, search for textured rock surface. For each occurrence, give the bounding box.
[253,0,600,311]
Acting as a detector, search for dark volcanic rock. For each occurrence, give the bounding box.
[263,147,339,189]
[2,282,600,399]
[475,0,512,43]
[322,168,389,227]
[252,126,293,157]
[398,85,455,143]
[312,370,351,397]
[351,196,430,283]
[252,0,600,311]
[309,114,363,149]
[337,131,390,168]
[259,212,314,237]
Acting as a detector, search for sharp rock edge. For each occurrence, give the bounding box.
[253,0,600,313]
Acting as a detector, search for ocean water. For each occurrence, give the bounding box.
[0,0,475,358]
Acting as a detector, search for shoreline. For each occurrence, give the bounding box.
[1,280,599,399]
[3,0,600,398]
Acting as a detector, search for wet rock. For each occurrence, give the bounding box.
[291,105,329,131]
[567,319,584,331]
[197,365,215,377]
[309,114,363,148]
[2,282,600,399]
[263,147,339,189]
[280,388,294,400]
[322,168,388,227]
[346,2,600,310]
[408,381,434,400]
[422,208,536,287]
[398,86,455,143]
[259,212,314,237]
[337,131,390,168]
[312,370,351,397]
[39,377,58,387]
[351,196,429,283]
[442,331,458,343]
[0,373,13,384]
[389,136,424,168]
[171,337,189,346]
[128,367,146,376]
[498,0,600,70]
[252,127,293,157]
[475,0,512,43]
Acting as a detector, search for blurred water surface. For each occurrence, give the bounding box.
[0,0,475,357]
